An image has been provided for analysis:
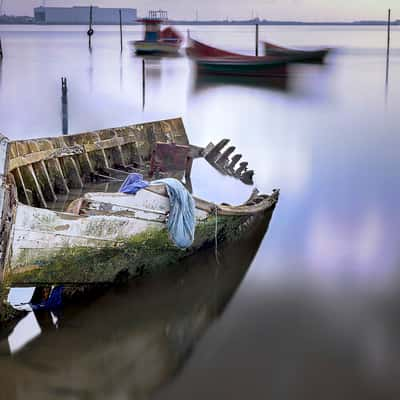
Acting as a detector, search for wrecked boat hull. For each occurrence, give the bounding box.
[0,117,279,285]
[5,213,266,285]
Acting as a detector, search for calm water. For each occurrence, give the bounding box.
[1,25,400,399]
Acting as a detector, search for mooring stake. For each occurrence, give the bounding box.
[61,77,68,135]
[119,9,123,53]
[0,38,3,60]
[87,5,94,51]
[142,59,146,110]
[386,8,391,86]
[255,23,259,56]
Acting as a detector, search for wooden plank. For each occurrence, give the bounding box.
[27,165,47,208]
[0,134,10,280]
[204,139,230,161]
[27,141,57,202]
[60,156,84,189]
[41,140,70,195]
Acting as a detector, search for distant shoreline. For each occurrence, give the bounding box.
[0,19,399,27]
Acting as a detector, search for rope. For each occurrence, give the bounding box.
[214,206,220,264]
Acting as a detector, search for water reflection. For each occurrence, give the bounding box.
[0,209,274,399]
[192,72,290,93]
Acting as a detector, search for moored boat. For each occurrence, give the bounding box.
[132,10,182,55]
[263,40,331,63]
[186,38,290,78]
[0,118,279,285]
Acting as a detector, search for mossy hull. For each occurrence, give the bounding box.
[6,215,250,285]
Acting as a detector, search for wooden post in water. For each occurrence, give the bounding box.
[87,5,94,51]
[61,77,68,135]
[0,38,3,60]
[119,9,123,53]
[142,59,146,109]
[255,23,259,56]
[386,8,391,86]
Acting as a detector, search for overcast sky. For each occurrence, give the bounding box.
[2,0,398,21]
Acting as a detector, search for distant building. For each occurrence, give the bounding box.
[34,6,137,25]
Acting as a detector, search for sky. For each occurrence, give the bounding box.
[2,0,398,22]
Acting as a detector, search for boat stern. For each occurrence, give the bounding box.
[0,134,12,282]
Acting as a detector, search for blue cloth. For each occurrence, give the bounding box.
[119,173,149,194]
[151,178,196,249]
[31,286,64,311]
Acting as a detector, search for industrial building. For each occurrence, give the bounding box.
[34,6,137,25]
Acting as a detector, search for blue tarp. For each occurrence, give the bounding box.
[31,286,64,311]
[119,174,196,249]
[151,178,196,249]
[119,173,149,194]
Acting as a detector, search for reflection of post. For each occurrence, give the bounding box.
[0,38,3,60]
[61,77,68,135]
[386,8,391,86]
[87,5,94,51]
[119,9,123,53]
[142,59,146,110]
[255,23,259,56]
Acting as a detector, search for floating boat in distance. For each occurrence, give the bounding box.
[263,41,331,63]
[0,118,279,285]
[132,10,182,55]
[186,38,290,78]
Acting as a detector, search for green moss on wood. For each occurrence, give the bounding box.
[6,215,247,285]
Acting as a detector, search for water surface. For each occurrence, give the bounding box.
[0,25,400,399]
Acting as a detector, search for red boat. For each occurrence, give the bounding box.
[186,38,290,78]
[263,41,330,63]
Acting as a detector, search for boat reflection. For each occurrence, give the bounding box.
[191,69,290,93]
[0,208,275,399]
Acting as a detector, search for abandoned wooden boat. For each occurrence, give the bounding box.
[186,38,289,78]
[132,11,182,55]
[263,41,330,63]
[0,118,278,285]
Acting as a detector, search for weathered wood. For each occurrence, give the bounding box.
[88,5,94,50]
[27,164,47,208]
[60,156,84,189]
[0,134,10,280]
[216,146,235,167]
[40,140,70,194]
[119,9,123,53]
[6,118,198,205]
[204,139,229,161]
[142,59,146,109]
[61,77,68,135]
[235,162,248,176]
[227,154,242,170]
[241,170,254,185]
[14,141,48,207]
[386,8,391,86]
[27,141,57,202]
[255,23,259,56]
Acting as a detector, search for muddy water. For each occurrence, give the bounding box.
[0,25,400,399]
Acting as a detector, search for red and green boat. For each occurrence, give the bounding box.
[133,11,183,55]
[186,38,290,78]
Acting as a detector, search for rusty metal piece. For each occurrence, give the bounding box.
[150,142,190,176]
